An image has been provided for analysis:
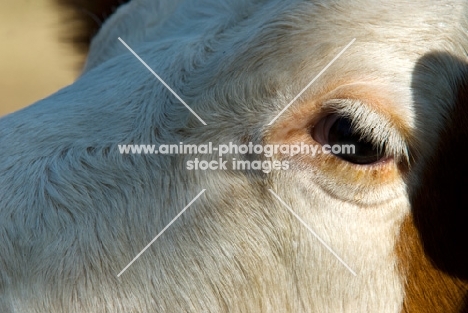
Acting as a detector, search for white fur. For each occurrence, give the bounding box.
[1,0,468,312]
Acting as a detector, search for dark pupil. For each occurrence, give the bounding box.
[328,117,384,164]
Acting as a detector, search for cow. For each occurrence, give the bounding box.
[1,0,467,312]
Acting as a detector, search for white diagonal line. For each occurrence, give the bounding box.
[268,38,356,126]
[117,189,206,277]
[118,37,207,126]
[268,189,357,276]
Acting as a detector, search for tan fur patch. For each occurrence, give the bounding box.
[396,216,468,313]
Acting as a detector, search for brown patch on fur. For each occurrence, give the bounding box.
[397,52,468,313]
[55,0,130,54]
[396,216,468,313]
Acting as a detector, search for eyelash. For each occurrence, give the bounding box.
[311,113,388,165]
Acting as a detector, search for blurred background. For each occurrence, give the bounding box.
[0,0,84,116]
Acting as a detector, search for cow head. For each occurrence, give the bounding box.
[1,1,467,312]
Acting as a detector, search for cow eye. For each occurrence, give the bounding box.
[312,115,386,165]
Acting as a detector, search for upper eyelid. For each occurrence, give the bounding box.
[320,98,410,162]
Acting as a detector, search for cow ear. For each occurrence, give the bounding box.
[410,54,468,279]
[63,0,184,73]
[399,52,468,313]
[55,0,130,56]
